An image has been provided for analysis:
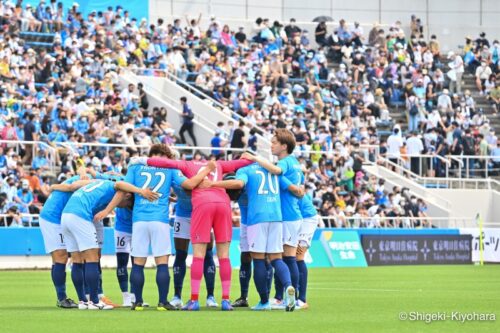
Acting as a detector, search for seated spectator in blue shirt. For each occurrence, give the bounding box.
[32,150,49,171]
[75,116,89,135]
[47,124,67,142]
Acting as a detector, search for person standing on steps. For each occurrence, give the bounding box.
[179,97,198,146]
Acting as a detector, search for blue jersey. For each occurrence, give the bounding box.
[172,170,192,218]
[63,180,117,222]
[125,164,175,224]
[40,175,81,224]
[236,164,282,226]
[115,207,133,234]
[277,155,303,221]
[237,189,248,226]
[96,172,124,182]
[299,193,317,219]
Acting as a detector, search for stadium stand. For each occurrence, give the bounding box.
[0,1,498,229]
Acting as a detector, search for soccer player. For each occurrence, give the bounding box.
[210,162,303,311]
[170,170,218,309]
[129,152,252,311]
[295,191,319,309]
[96,144,215,311]
[231,188,252,308]
[57,179,158,310]
[114,206,134,307]
[39,168,92,308]
[241,129,304,308]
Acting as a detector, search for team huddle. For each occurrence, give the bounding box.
[39,128,319,311]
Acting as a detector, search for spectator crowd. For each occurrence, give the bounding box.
[0,1,498,227]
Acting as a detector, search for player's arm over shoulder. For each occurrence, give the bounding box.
[50,179,96,193]
[241,152,283,175]
[181,161,216,190]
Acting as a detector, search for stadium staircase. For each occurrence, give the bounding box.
[125,69,272,158]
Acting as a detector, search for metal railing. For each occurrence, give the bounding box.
[0,139,58,174]
[319,216,489,229]
[370,156,453,209]
[127,67,272,148]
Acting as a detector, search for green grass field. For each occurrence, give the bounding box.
[0,266,498,333]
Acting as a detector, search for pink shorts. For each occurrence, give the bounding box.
[191,202,233,244]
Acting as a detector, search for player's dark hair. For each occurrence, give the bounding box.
[274,128,296,154]
[149,144,173,158]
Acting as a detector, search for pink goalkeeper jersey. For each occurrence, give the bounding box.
[147,158,252,207]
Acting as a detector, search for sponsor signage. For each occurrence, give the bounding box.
[361,235,472,266]
[459,228,500,263]
[321,231,367,267]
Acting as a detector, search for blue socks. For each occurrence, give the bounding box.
[274,270,284,300]
[71,263,86,302]
[84,262,100,304]
[204,250,216,298]
[130,264,145,303]
[297,260,308,303]
[271,258,291,300]
[156,264,170,304]
[97,262,103,295]
[239,255,252,299]
[253,259,269,304]
[283,256,299,293]
[116,253,129,293]
[173,249,187,298]
[52,263,67,301]
[265,260,273,297]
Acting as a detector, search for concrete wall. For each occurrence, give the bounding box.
[428,188,496,226]
[148,0,500,52]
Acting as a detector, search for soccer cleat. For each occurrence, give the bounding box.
[170,296,184,309]
[270,298,285,310]
[181,300,200,311]
[131,302,144,311]
[206,296,219,308]
[57,298,78,309]
[142,302,150,307]
[157,302,178,311]
[221,299,233,311]
[296,300,309,310]
[100,295,120,308]
[87,301,114,310]
[78,301,88,310]
[251,302,271,311]
[284,286,296,312]
[231,297,249,308]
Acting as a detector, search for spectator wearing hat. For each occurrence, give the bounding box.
[447,51,464,94]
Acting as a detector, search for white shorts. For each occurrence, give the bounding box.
[115,230,132,253]
[298,216,319,248]
[95,221,104,249]
[247,222,283,254]
[173,216,191,240]
[131,221,171,257]
[61,213,99,253]
[239,224,249,252]
[39,218,66,253]
[282,220,302,247]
